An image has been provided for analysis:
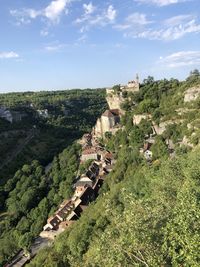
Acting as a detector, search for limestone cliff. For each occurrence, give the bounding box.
[106,75,139,110]
[184,86,200,102]
[106,94,124,110]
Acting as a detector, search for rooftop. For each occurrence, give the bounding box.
[102,110,115,118]
[82,147,97,155]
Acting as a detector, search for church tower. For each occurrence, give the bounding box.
[136,73,139,84]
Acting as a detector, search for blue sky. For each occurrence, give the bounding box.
[0,0,200,92]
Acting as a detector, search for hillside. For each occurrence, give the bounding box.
[0,88,108,265]
[0,89,107,185]
[26,70,200,267]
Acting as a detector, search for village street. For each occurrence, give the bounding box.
[6,237,50,267]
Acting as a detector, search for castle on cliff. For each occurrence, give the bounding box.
[106,74,139,110]
[93,75,140,138]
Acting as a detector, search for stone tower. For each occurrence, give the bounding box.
[136,73,139,84]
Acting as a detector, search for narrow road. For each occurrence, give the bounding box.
[6,237,51,267]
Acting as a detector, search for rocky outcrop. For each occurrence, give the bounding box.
[184,86,200,102]
[133,114,152,125]
[152,120,184,135]
[106,94,124,110]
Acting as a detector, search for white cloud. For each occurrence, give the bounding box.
[83,2,95,15]
[135,0,188,6]
[106,5,117,21]
[137,17,200,41]
[116,12,200,41]
[44,0,70,22]
[10,8,40,20]
[40,30,49,36]
[115,12,152,30]
[10,0,72,24]
[0,51,19,59]
[75,2,97,24]
[159,51,200,67]
[45,43,66,51]
[75,4,117,32]
[164,14,194,26]
[74,34,88,45]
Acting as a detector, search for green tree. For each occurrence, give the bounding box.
[151,136,168,159]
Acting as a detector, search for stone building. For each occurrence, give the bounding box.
[121,74,140,92]
[81,147,100,162]
[93,109,120,138]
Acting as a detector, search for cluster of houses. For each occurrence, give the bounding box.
[41,75,163,239]
[133,113,179,160]
[40,133,115,240]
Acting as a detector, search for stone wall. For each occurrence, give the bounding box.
[126,83,140,92]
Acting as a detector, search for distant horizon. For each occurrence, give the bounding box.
[0,71,195,94]
[0,0,199,93]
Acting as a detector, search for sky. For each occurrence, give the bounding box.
[0,0,200,92]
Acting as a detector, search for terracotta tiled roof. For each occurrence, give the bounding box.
[110,109,120,116]
[102,110,115,118]
[82,147,97,155]
[105,152,113,159]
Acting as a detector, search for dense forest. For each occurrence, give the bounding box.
[27,70,200,267]
[0,89,107,185]
[0,88,107,265]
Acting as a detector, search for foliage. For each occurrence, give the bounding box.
[0,143,81,265]
[3,70,200,266]
[151,136,169,159]
[0,88,107,186]
[28,144,200,267]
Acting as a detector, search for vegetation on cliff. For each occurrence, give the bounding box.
[0,88,107,265]
[28,70,200,267]
[1,70,200,266]
[0,89,107,185]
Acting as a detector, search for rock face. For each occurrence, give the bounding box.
[184,86,200,102]
[152,122,168,135]
[106,94,124,110]
[133,114,152,125]
[94,75,140,138]
[106,75,140,110]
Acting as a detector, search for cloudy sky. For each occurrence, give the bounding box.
[0,0,200,92]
